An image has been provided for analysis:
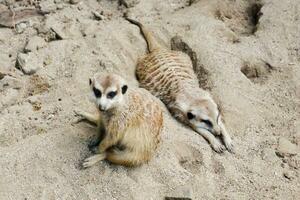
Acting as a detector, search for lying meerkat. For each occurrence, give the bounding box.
[126,18,233,153]
[75,73,163,168]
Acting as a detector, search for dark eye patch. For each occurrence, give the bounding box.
[187,112,195,120]
[93,87,101,98]
[107,91,117,99]
[201,119,213,127]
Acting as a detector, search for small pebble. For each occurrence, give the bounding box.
[70,0,81,4]
[276,137,298,157]
[283,171,295,180]
[92,11,104,20]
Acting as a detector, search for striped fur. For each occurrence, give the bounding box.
[127,18,233,153]
[137,49,199,106]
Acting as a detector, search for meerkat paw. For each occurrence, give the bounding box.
[211,140,226,153]
[214,131,222,136]
[73,109,86,124]
[74,109,100,126]
[82,154,106,168]
[74,109,86,118]
[223,136,234,153]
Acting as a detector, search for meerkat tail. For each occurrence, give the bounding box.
[125,17,160,52]
[106,149,143,167]
[82,153,106,168]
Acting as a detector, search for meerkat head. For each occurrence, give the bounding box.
[179,97,222,136]
[89,73,128,112]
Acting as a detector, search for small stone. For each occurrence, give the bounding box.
[25,36,47,52]
[56,4,64,10]
[119,0,140,8]
[69,0,81,4]
[16,53,42,75]
[0,88,19,107]
[276,137,299,157]
[261,148,278,162]
[46,114,54,120]
[281,162,288,168]
[43,56,52,66]
[0,75,22,90]
[50,27,67,39]
[44,29,58,41]
[270,123,275,128]
[77,4,84,11]
[27,96,40,104]
[165,185,193,200]
[92,11,104,20]
[0,53,12,72]
[285,155,300,169]
[35,23,48,34]
[15,22,27,33]
[39,0,57,13]
[283,171,295,180]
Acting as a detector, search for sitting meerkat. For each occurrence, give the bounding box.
[75,73,163,168]
[126,18,233,153]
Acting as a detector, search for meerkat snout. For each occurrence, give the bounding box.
[89,73,128,111]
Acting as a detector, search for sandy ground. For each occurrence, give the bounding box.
[0,0,299,199]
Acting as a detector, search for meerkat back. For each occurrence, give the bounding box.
[137,49,198,104]
[126,18,198,104]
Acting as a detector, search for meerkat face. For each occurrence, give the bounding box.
[89,73,128,111]
[183,99,222,136]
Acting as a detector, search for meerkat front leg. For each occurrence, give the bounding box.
[88,125,106,153]
[98,133,120,153]
[195,127,226,153]
[219,121,234,152]
[74,110,101,126]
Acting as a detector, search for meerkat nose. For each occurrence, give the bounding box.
[99,105,105,111]
[214,128,222,136]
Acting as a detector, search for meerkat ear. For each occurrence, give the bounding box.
[122,85,128,94]
[89,78,92,85]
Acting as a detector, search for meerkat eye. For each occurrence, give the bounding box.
[201,119,213,127]
[122,85,128,94]
[107,91,117,99]
[93,87,101,98]
[187,112,195,120]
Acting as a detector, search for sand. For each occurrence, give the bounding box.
[0,0,299,199]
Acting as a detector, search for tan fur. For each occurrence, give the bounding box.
[76,73,163,167]
[127,18,233,152]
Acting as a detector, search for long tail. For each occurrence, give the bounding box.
[106,148,147,167]
[125,18,160,52]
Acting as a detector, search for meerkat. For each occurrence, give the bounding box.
[75,73,163,168]
[126,18,233,153]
